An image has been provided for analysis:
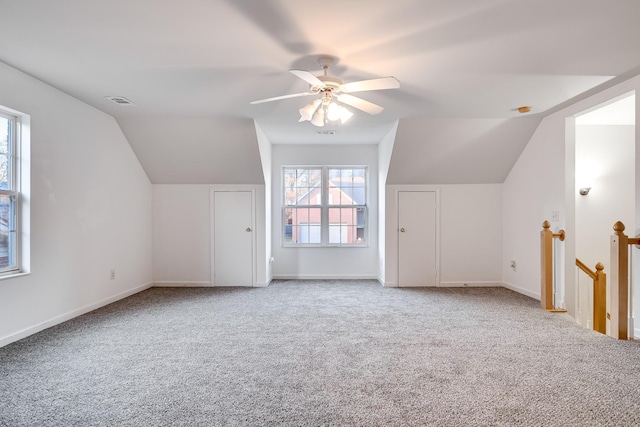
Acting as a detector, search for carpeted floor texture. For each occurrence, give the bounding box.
[1,280,640,426]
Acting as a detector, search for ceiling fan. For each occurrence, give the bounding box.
[250,58,400,126]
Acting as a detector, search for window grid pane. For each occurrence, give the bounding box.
[0,111,17,272]
[327,207,365,245]
[0,116,10,192]
[284,168,322,206]
[328,168,366,206]
[285,207,322,244]
[0,194,15,268]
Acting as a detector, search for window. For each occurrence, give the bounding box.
[283,167,367,246]
[0,110,20,273]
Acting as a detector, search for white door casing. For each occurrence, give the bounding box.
[212,190,254,286]
[398,191,438,287]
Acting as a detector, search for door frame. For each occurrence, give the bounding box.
[210,187,257,287]
[387,186,440,287]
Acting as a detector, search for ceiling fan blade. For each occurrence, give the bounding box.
[341,77,400,93]
[290,69,324,87]
[250,92,315,104]
[336,93,384,115]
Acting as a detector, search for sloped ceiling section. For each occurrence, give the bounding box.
[387,117,542,184]
[117,117,263,184]
[0,0,639,185]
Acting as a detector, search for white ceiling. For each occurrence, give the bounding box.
[0,0,639,183]
[575,94,635,126]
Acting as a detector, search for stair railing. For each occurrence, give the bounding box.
[575,258,606,334]
[609,221,636,340]
[541,220,566,312]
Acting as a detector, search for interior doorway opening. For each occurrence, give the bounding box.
[574,92,636,335]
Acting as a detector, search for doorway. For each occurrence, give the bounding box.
[574,93,635,332]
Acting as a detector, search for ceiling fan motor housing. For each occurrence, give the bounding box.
[315,75,342,92]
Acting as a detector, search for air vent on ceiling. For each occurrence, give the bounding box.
[105,96,136,106]
[317,130,336,135]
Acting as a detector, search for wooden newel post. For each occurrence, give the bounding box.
[593,262,607,335]
[610,221,628,340]
[541,220,565,311]
[541,221,553,310]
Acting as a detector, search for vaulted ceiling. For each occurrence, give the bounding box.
[1,0,639,184]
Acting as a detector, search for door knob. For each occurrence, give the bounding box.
[400,227,405,232]
[246,227,252,232]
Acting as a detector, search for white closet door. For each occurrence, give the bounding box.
[213,191,253,286]
[398,191,437,287]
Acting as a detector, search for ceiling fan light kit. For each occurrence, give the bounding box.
[300,90,354,127]
[251,57,399,126]
[298,99,321,122]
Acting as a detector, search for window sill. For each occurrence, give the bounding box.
[282,244,370,249]
[0,271,31,281]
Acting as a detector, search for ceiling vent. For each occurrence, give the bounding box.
[105,96,136,106]
[317,130,336,135]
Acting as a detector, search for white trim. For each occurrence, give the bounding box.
[282,166,369,247]
[0,282,153,348]
[254,281,270,287]
[502,281,540,300]
[210,188,256,287]
[153,281,212,287]
[439,281,503,288]
[0,271,30,281]
[273,273,379,280]
[392,187,441,287]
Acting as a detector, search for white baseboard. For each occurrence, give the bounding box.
[0,282,153,348]
[383,282,397,287]
[502,281,540,300]
[439,281,502,288]
[154,281,274,288]
[153,281,212,287]
[272,274,379,280]
[634,328,640,340]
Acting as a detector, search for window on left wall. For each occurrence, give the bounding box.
[0,109,21,274]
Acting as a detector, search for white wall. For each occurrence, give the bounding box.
[502,116,566,300]
[503,76,640,319]
[575,125,635,271]
[153,185,211,285]
[153,184,268,287]
[255,123,273,281]
[378,122,399,283]
[0,61,152,347]
[575,125,635,328]
[384,184,503,287]
[271,144,379,279]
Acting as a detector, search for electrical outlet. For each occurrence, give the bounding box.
[551,211,559,222]
[110,269,116,280]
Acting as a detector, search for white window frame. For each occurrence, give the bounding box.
[0,110,20,274]
[282,166,368,247]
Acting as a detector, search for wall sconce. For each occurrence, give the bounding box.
[579,187,591,196]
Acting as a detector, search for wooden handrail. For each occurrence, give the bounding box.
[541,220,566,312]
[575,258,596,279]
[575,258,607,334]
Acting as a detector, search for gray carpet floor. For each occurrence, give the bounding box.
[1,280,639,426]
